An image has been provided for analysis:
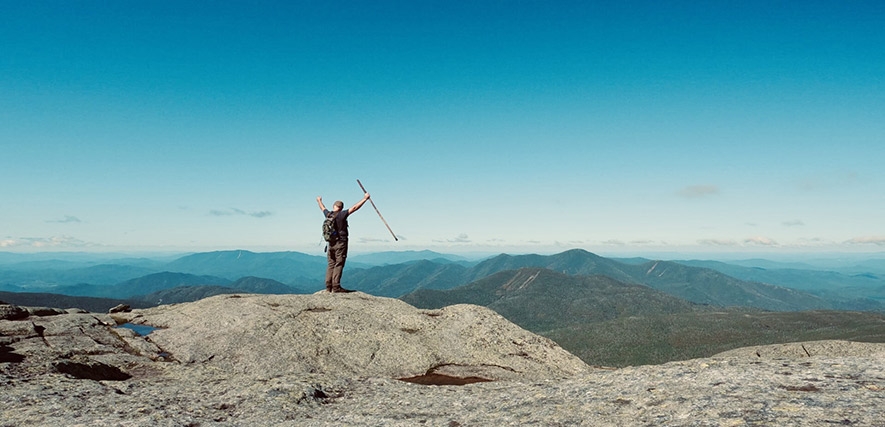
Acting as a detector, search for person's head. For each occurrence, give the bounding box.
[332,200,344,212]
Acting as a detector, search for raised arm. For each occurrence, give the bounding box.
[316,196,327,212]
[348,193,370,214]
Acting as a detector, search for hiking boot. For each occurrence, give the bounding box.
[330,286,354,293]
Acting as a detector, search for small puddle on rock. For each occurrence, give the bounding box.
[116,323,158,336]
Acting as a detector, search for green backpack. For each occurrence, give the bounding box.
[322,212,338,242]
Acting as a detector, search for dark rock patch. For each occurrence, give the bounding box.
[0,344,25,363]
[780,383,821,392]
[399,373,493,386]
[53,360,132,381]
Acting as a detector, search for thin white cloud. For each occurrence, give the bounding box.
[799,237,827,243]
[0,235,95,249]
[630,240,655,245]
[744,236,779,246]
[209,208,273,218]
[678,185,720,199]
[46,215,82,224]
[359,237,389,243]
[699,237,778,247]
[782,219,805,227]
[449,233,471,243]
[602,239,626,246]
[846,236,885,246]
[433,233,471,244]
[698,238,738,246]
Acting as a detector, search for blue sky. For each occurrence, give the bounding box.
[2,1,884,257]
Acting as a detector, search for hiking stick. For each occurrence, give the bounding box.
[357,179,398,241]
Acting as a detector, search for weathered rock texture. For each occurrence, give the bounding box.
[120,292,589,381]
[2,296,885,426]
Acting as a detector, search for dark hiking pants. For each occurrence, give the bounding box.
[325,239,348,290]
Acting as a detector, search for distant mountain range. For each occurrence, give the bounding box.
[402,268,704,332]
[351,249,882,312]
[0,250,329,294]
[719,257,885,276]
[53,272,233,298]
[163,250,338,284]
[675,259,885,306]
[348,250,478,266]
[0,273,307,313]
[2,249,884,312]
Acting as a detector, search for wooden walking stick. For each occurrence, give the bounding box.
[357,179,398,241]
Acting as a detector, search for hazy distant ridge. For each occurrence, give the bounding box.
[356,249,862,311]
[2,248,884,312]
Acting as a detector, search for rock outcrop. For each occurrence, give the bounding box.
[2,296,884,426]
[115,292,589,381]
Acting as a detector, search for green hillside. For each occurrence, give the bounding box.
[402,267,885,366]
[403,268,703,332]
[547,310,885,367]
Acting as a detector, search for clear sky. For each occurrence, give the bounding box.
[2,1,884,258]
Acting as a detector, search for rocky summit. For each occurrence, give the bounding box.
[1,294,885,426]
[119,292,589,381]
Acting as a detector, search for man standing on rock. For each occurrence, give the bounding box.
[317,192,370,293]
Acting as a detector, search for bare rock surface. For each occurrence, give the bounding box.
[119,292,589,381]
[2,298,885,426]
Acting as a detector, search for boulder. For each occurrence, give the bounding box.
[0,304,29,321]
[26,306,66,317]
[109,303,131,313]
[121,292,590,381]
